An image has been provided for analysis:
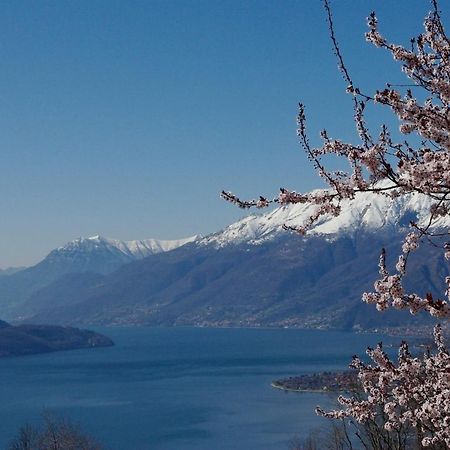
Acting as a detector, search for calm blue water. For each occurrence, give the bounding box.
[0,327,398,450]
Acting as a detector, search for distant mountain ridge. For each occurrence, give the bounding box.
[56,234,200,257]
[0,267,25,277]
[7,187,447,330]
[47,234,200,274]
[0,234,199,317]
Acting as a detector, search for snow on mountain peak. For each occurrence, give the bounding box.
[201,188,450,247]
[49,187,450,257]
[56,234,199,259]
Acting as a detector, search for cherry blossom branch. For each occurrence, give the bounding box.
[317,325,450,448]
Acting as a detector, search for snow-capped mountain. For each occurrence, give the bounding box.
[42,234,200,276]
[7,187,450,329]
[202,188,450,247]
[0,234,199,317]
[52,234,199,262]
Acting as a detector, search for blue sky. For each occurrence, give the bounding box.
[0,0,440,267]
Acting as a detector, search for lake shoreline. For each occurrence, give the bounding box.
[270,382,331,394]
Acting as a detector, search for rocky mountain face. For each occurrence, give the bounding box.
[6,187,448,331]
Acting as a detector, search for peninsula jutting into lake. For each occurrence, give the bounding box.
[272,371,358,393]
[0,320,113,357]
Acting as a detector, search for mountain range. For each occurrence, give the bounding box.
[44,234,199,274]
[2,188,449,330]
[0,235,198,317]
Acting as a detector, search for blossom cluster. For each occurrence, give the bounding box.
[361,233,450,318]
[317,325,450,448]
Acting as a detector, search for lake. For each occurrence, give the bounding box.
[0,327,398,449]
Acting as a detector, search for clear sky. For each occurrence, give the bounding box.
[0,0,441,267]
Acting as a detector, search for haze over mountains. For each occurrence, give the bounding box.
[0,267,25,277]
[1,188,448,330]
